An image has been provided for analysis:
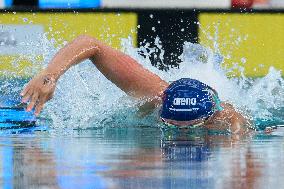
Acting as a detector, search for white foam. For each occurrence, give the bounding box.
[1,31,283,129]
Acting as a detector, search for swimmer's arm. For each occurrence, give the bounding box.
[206,103,251,134]
[224,103,249,134]
[48,35,168,97]
[21,35,168,114]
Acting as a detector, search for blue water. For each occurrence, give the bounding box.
[0,126,284,189]
[0,36,284,188]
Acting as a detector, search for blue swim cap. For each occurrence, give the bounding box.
[160,78,222,122]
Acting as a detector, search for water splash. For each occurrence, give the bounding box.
[1,33,283,129]
[40,35,283,129]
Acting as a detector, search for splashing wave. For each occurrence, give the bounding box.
[41,37,284,129]
[1,36,283,129]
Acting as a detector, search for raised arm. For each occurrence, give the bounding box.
[21,35,168,115]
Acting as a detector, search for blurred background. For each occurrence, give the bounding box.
[0,0,283,77]
[0,0,283,9]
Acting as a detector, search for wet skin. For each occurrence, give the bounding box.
[21,35,250,134]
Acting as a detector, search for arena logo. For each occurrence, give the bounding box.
[173,98,197,106]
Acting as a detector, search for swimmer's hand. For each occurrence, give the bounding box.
[20,70,56,116]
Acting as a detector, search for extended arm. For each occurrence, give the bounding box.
[21,35,168,115]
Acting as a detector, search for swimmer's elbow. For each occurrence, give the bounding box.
[74,35,101,55]
[76,35,102,47]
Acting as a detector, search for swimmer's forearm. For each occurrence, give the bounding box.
[22,35,167,115]
[45,35,168,99]
[45,35,99,81]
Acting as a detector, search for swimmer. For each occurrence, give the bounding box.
[21,35,251,134]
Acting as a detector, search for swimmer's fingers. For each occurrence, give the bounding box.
[34,96,46,116]
[26,92,39,112]
[20,84,31,97]
[21,89,33,103]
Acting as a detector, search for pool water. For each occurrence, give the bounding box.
[0,36,283,188]
[0,126,284,189]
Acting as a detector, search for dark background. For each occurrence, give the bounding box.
[137,10,198,70]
